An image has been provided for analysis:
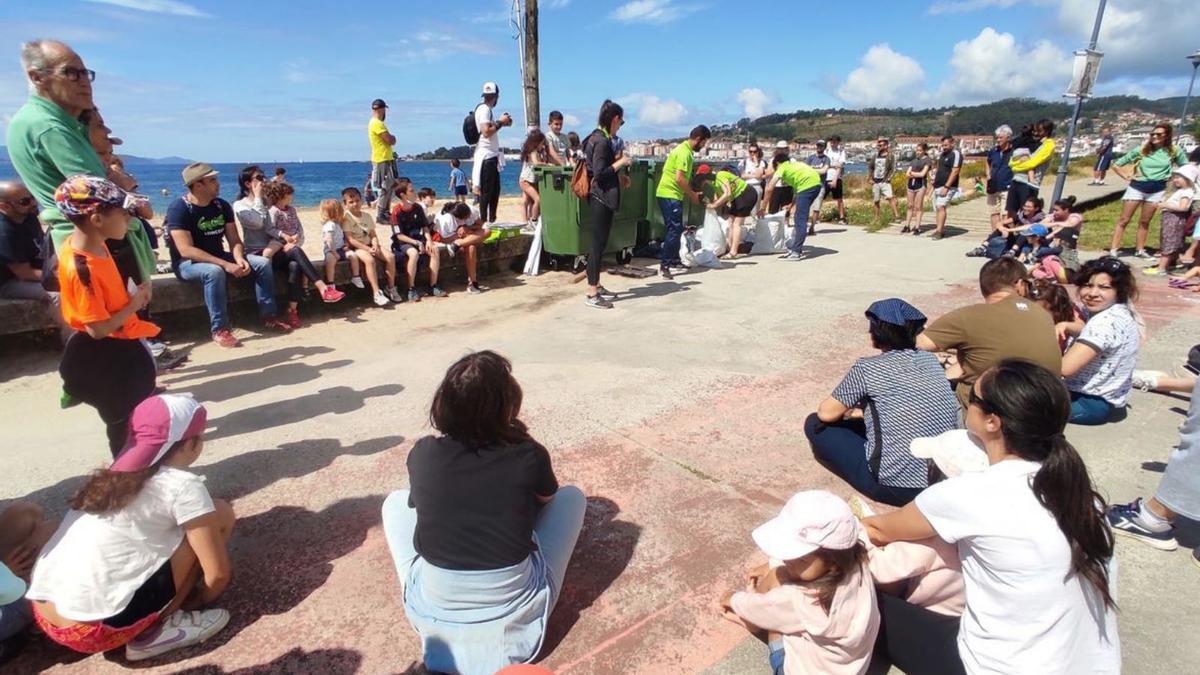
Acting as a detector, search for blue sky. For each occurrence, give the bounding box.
[1,0,1195,162]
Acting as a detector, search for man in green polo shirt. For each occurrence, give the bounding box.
[655,125,710,279]
[6,39,155,281]
[760,153,822,260]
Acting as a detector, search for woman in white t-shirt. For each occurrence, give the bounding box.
[740,144,768,198]
[863,360,1119,675]
[26,395,235,662]
[1061,257,1142,425]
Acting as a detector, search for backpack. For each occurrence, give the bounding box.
[462,104,482,145]
[571,159,590,199]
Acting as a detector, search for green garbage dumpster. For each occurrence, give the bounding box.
[535,165,637,262]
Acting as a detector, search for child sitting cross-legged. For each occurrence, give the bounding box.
[717,490,879,675]
[389,179,446,302]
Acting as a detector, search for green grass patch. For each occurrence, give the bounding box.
[1078,198,1162,251]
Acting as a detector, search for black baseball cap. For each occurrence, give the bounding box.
[371,99,388,109]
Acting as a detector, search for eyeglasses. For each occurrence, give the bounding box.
[968,388,990,411]
[4,197,36,207]
[48,66,96,83]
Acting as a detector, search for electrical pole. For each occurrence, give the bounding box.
[1051,0,1106,205]
[522,0,540,131]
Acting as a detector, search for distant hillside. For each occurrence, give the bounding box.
[715,96,1187,142]
[1,145,190,167]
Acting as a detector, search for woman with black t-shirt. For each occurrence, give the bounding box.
[381,351,586,675]
[581,100,632,309]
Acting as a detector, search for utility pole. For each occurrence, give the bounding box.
[522,0,540,131]
[1051,0,1106,205]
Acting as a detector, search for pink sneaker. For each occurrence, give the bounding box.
[321,286,346,303]
[212,329,241,348]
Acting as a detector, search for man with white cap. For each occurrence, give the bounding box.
[473,82,512,224]
[25,394,235,662]
[718,490,879,675]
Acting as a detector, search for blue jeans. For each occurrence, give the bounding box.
[768,640,785,675]
[176,252,277,333]
[790,185,823,253]
[0,599,32,642]
[1069,391,1114,425]
[658,197,685,268]
[382,485,586,606]
[804,413,923,506]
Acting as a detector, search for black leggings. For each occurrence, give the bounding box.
[479,157,501,223]
[60,333,157,457]
[871,593,966,675]
[587,196,615,287]
[272,247,322,303]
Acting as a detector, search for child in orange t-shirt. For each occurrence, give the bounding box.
[55,175,160,457]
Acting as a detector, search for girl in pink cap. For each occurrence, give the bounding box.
[25,394,236,662]
[717,490,879,675]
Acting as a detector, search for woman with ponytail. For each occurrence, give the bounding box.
[863,359,1119,674]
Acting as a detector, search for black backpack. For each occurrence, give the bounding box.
[462,104,482,145]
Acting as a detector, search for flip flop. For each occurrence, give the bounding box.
[1169,279,1193,289]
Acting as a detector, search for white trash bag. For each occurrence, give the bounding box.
[753,212,787,253]
[699,211,728,258]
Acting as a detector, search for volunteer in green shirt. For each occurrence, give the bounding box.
[1108,122,1189,260]
[6,39,155,282]
[655,125,710,279]
[760,153,822,260]
[704,166,757,259]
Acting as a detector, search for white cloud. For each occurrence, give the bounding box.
[1056,0,1193,80]
[935,28,1071,102]
[735,88,773,118]
[927,0,1045,15]
[562,113,581,127]
[282,60,311,84]
[383,31,497,64]
[610,0,699,24]
[82,0,209,18]
[619,93,689,127]
[836,44,928,107]
[544,0,572,7]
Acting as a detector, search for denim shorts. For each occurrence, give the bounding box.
[768,640,785,675]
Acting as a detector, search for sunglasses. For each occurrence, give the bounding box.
[1092,257,1127,274]
[50,66,96,83]
[968,388,990,411]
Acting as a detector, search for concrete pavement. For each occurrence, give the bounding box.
[2,226,1197,674]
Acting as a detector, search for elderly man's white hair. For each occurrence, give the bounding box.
[20,39,71,92]
[994,124,1013,138]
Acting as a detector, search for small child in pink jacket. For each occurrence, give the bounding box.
[718,491,880,675]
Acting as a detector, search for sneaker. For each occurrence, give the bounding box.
[467,281,483,295]
[147,339,167,358]
[1142,266,1165,276]
[155,261,173,275]
[407,289,420,303]
[660,266,674,280]
[430,285,448,298]
[155,349,187,372]
[807,226,817,236]
[584,293,613,309]
[1134,249,1155,260]
[321,286,346,303]
[595,285,617,300]
[1131,370,1166,392]
[1106,499,1178,551]
[262,317,293,333]
[1108,248,1119,258]
[384,287,404,303]
[900,225,911,233]
[446,242,459,258]
[125,609,231,662]
[966,246,986,258]
[780,251,803,261]
[1193,547,1200,571]
[373,290,390,307]
[931,233,944,241]
[285,307,302,329]
[350,276,365,289]
[212,329,241,348]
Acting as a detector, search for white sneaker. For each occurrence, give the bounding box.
[1132,369,1167,392]
[373,291,390,306]
[350,276,365,289]
[1108,248,1119,258]
[125,609,230,662]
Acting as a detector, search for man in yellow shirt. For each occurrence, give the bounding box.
[368,98,398,224]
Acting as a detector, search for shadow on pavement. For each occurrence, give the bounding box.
[801,246,839,260]
[541,495,641,657]
[165,346,335,385]
[164,647,364,674]
[180,359,354,403]
[613,280,700,303]
[205,384,403,441]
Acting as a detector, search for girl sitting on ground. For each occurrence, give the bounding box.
[967,196,1044,258]
[704,166,758,259]
[1062,257,1142,425]
[717,490,878,675]
[26,394,235,662]
[319,198,360,288]
[1044,196,1084,273]
[519,130,547,228]
[1029,278,1083,351]
[381,351,586,674]
[53,175,159,457]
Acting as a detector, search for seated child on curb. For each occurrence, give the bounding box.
[319,199,359,287]
[25,394,235,662]
[418,188,438,224]
[389,178,445,302]
[438,203,491,295]
[717,491,879,675]
[341,187,400,306]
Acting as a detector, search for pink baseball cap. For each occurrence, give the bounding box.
[111,394,207,472]
[751,490,861,561]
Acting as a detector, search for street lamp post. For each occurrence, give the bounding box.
[1051,0,1106,206]
[1181,50,1200,131]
